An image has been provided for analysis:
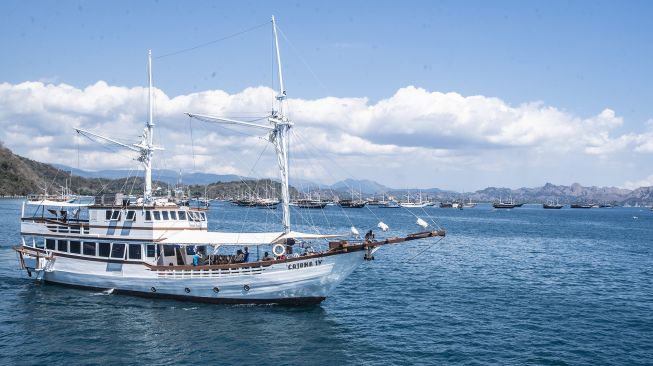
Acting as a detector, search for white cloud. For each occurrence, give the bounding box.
[0,81,651,189]
[624,175,653,190]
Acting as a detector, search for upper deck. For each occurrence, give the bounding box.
[20,194,209,242]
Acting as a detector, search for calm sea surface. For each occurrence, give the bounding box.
[0,199,651,365]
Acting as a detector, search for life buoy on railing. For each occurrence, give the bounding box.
[272,243,286,257]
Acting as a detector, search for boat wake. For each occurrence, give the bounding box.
[91,288,115,296]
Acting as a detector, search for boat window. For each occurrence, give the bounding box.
[170,211,177,220]
[110,210,121,221]
[153,211,161,220]
[98,242,111,257]
[146,244,156,258]
[83,242,96,256]
[69,240,81,254]
[163,245,175,257]
[36,238,45,249]
[188,212,198,221]
[46,239,56,250]
[200,212,206,221]
[128,244,141,260]
[111,243,126,259]
[185,246,196,255]
[105,210,112,220]
[126,210,136,221]
[145,210,152,221]
[178,211,186,220]
[57,240,68,252]
[162,211,169,220]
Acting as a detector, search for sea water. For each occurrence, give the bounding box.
[0,199,651,365]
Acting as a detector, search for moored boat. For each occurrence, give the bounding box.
[13,18,445,305]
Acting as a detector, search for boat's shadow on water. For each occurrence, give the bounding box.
[6,281,358,365]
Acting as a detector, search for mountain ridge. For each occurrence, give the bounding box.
[2,145,652,204]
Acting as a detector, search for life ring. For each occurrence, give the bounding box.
[272,243,286,257]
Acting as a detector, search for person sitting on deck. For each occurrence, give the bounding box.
[286,245,299,258]
[262,251,273,261]
[234,249,245,263]
[243,247,250,262]
[192,253,200,266]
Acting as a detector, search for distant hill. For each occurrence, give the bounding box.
[0,145,277,198]
[470,182,640,204]
[2,144,652,204]
[0,143,144,196]
[53,164,245,185]
[329,178,391,194]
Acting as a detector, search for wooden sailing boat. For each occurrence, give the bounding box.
[13,17,445,305]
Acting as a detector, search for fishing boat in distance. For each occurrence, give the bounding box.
[13,17,445,305]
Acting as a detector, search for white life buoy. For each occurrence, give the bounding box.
[272,243,286,257]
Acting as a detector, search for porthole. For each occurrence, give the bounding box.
[185,287,191,293]
[213,287,220,293]
[150,287,156,293]
[243,284,250,291]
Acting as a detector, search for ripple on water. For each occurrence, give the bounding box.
[1,200,652,364]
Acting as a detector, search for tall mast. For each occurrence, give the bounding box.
[144,50,154,202]
[272,15,286,115]
[185,17,293,233]
[74,49,162,203]
[271,15,291,234]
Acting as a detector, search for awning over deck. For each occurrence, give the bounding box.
[159,230,343,245]
[26,200,92,207]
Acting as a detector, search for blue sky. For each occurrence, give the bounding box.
[1,1,652,190]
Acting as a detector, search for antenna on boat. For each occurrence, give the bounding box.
[186,16,294,234]
[74,50,162,204]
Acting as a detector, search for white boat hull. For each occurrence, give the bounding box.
[32,251,367,305]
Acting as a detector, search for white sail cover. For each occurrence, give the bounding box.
[160,230,342,245]
[26,200,92,207]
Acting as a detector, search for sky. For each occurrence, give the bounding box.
[1,0,652,191]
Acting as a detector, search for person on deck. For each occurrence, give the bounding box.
[365,230,375,242]
[234,249,245,263]
[262,251,273,261]
[243,247,250,262]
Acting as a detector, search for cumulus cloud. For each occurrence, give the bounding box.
[0,81,650,188]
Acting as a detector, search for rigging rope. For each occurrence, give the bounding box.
[155,21,270,59]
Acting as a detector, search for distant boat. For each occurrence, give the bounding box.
[493,194,516,209]
[570,203,592,209]
[493,202,516,209]
[338,187,366,208]
[254,198,280,209]
[400,192,428,208]
[543,199,563,209]
[462,197,476,209]
[379,200,400,208]
[338,199,366,208]
[295,199,327,209]
[440,201,463,209]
